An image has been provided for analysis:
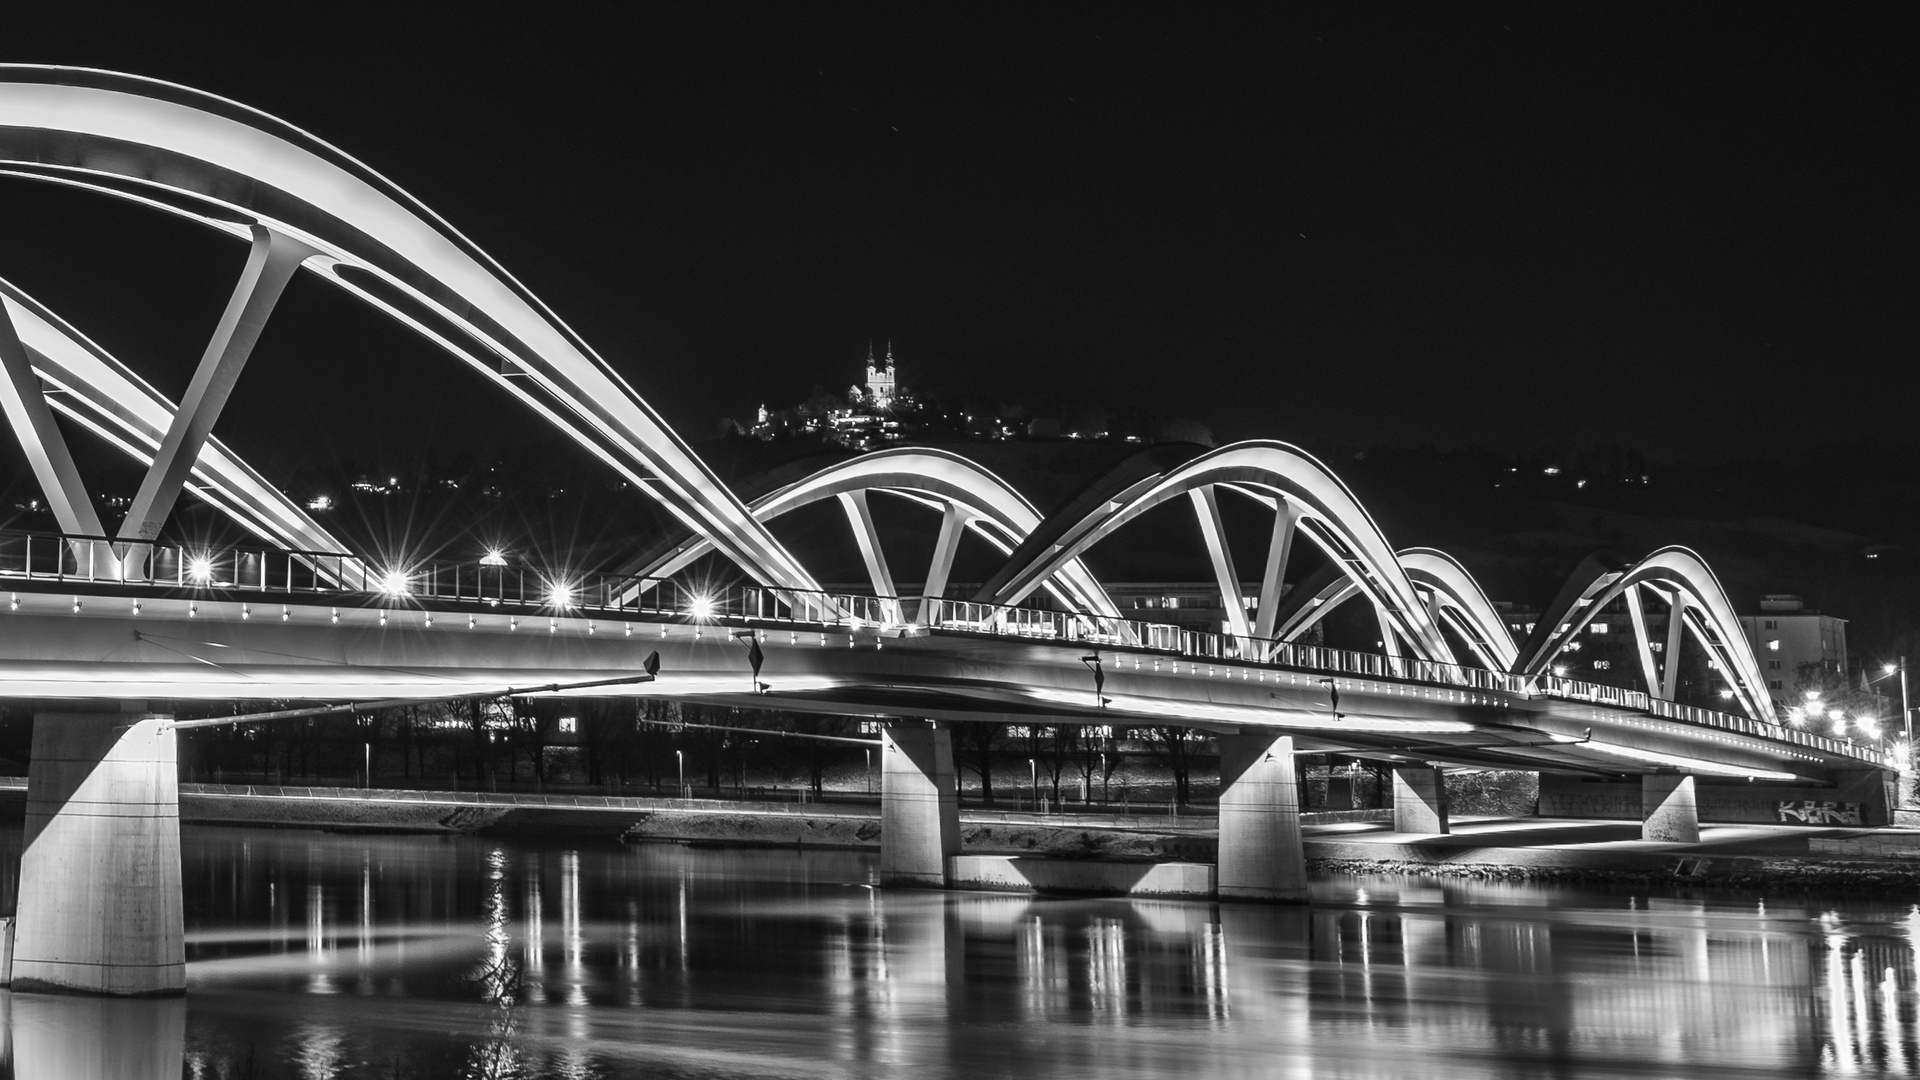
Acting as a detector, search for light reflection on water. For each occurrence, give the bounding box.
[0,826,1915,1077]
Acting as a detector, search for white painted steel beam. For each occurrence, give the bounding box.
[921,503,968,617]
[120,226,313,546]
[0,278,361,578]
[1189,485,1253,641]
[1253,499,1298,642]
[0,296,105,539]
[1661,592,1687,700]
[837,490,901,623]
[1624,583,1661,698]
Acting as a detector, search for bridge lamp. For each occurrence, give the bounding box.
[547,582,575,609]
[480,549,509,567]
[687,594,715,620]
[187,556,214,584]
[379,570,411,598]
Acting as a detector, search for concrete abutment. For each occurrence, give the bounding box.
[1392,766,1450,835]
[1641,774,1700,843]
[10,710,185,996]
[1216,731,1307,902]
[879,721,960,887]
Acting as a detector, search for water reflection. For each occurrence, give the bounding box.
[8,993,185,1079]
[0,826,1912,1076]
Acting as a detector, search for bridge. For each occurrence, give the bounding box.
[0,66,1895,994]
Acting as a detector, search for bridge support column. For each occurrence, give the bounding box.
[1641,774,1700,843]
[11,710,184,996]
[1217,732,1307,902]
[879,722,959,888]
[1392,766,1450,834]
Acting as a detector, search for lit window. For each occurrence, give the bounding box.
[557,717,576,734]
[1593,660,1611,670]
[1767,639,1780,651]
[1590,622,1609,634]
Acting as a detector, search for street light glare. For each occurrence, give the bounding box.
[689,594,715,620]
[379,570,410,597]
[480,549,508,567]
[548,582,575,608]
[187,556,213,584]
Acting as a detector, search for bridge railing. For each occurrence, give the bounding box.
[0,528,1887,766]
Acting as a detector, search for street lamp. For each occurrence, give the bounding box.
[1029,757,1038,811]
[1889,658,1912,751]
[676,749,684,796]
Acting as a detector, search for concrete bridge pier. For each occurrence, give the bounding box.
[1641,773,1700,843]
[1216,731,1307,902]
[1392,766,1451,834]
[10,708,185,996]
[879,721,960,888]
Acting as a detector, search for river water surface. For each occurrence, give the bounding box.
[2,825,1916,1078]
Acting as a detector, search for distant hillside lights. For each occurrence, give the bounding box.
[750,341,914,451]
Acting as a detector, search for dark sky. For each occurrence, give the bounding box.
[1,5,1914,472]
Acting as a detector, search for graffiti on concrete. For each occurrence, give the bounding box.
[1776,800,1862,825]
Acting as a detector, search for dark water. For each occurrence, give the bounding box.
[3,826,1917,1078]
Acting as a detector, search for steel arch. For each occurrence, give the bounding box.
[624,447,1118,616]
[980,440,1454,664]
[0,66,817,592]
[1515,545,1773,722]
[0,278,359,565]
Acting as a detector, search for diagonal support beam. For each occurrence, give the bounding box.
[837,490,901,622]
[0,298,106,540]
[1623,583,1661,698]
[1376,601,1405,677]
[1252,499,1299,643]
[1660,591,1688,700]
[1189,485,1253,641]
[919,503,968,622]
[118,225,315,546]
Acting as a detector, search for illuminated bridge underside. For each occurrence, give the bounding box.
[0,589,1855,784]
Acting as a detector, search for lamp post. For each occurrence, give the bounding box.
[1029,757,1037,811]
[676,749,684,797]
[1900,657,1912,751]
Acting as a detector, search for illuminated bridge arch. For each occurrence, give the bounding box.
[0,276,359,571]
[0,66,816,592]
[1516,546,1773,722]
[979,440,1455,665]
[624,447,1118,617]
[1246,546,1516,672]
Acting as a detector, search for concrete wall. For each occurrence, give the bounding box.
[1541,771,1893,826]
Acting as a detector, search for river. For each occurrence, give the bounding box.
[0,825,1913,1077]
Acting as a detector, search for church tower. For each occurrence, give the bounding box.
[865,340,897,409]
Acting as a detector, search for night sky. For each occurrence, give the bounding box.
[1,6,1915,474]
